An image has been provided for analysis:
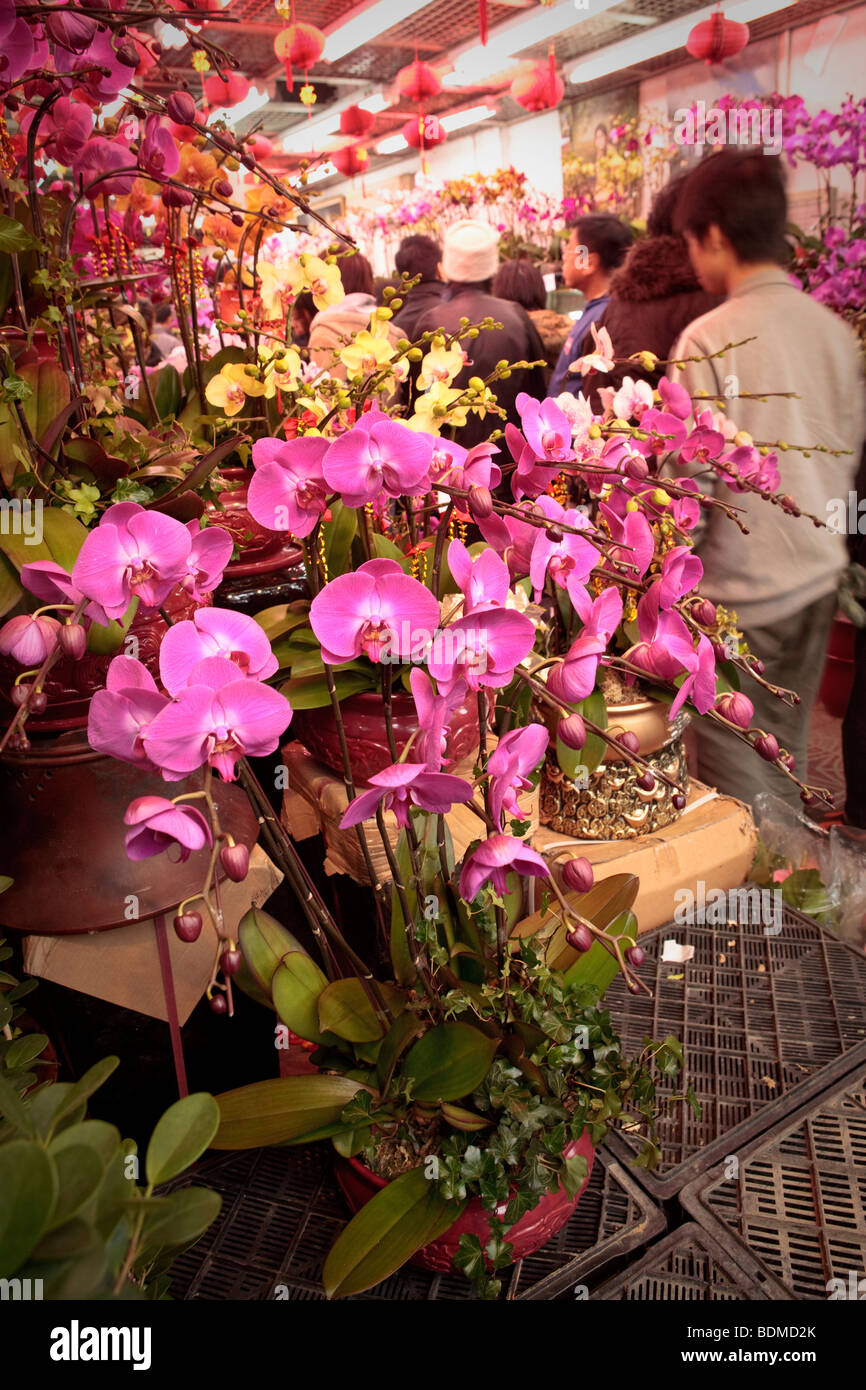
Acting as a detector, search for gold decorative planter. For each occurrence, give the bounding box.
[539,709,690,841]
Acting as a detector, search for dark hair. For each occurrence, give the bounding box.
[646,174,690,238]
[154,303,173,325]
[338,251,374,296]
[136,298,155,332]
[292,290,315,329]
[572,215,634,272]
[673,149,788,264]
[395,233,441,283]
[374,275,400,305]
[491,258,546,311]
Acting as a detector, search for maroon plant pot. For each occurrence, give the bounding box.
[818,612,855,719]
[291,689,481,782]
[334,1134,595,1275]
[208,468,304,582]
[0,584,209,734]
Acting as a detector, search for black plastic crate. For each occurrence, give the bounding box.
[167,1143,665,1301]
[604,904,866,1197]
[592,1224,790,1301]
[681,1067,866,1300]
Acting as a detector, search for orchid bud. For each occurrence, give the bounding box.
[672,793,686,811]
[715,691,753,729]
[162,185,194,207]
[692,598,717,628]
[781,752,796,772]
[754,733,780,761]
[557,713,586,750]
[565,922,593,952]
[562,856,594,894]
[636,771,656,791]
[166,91,197,126]
[546,526,564,543]
[618,730,640,755]
[751,658,765,676]
[174,911,203,942]
[11,683,32,708]
[30,690,47,714]
[231,211,244,227]
[625,453,649,480]
[210,993,228,1014]
[220,841,250,882]
[46,11,98,53]
[220,947,242,976]
[626,944,646,967]
[467,485,493,520]
[115,40,140,69]
[214,178,233,198]
[59,623,87,661]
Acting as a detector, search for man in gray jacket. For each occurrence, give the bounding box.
[669,149,865,810]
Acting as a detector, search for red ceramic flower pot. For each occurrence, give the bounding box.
[291,689,480,782]
[818,612,855,719]
[334,1134,595,1274]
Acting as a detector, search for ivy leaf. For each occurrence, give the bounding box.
[0,216,38,253]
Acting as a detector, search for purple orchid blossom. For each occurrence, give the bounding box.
[409,668,470,771]
[460,832,549,903]
[340,761,474,830]
[669,633,717,718]
[516,393,576,465]
[0,613,59,666]
[139,116,180,180]
[506,424,562,502]
[427,607,535,692]
[487,723,549,830]
[528,506,597,605]
[142,656,292,782]
[323,419,432,506]
[87,656,170,769]
[448,539,510,613]
[658,377,692,420]
[159,608,278,696]
[183,521,233,601]
[309,558,441,666]
[248,435,331,538]
[123,796,213,862]
[429,439,502,492]
[72,503,192,620]
[656,545,703,609]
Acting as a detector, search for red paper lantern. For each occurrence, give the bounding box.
[510,55,564,113]
[203,72,250,108]
[274,22,325,90]
[686,11,750,64]
[402,115,447,150]
[394,59,441,106]
[339,105,375,140]
[332,145,369,178]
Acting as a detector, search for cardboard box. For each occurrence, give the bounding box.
[531,783,757,934]
[22,847,283,1024]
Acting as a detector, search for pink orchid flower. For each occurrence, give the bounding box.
[572,322,615,376]
[409,668,470,772]
[183,521,233,601]
[139,115,180,180]
[429,439,501,492]
[609,376,654,421]
[427,608,536,692]
[73,137,136,198]
[547,632,606,705]
[143,656,292,781]
[487,723,549,830]
[625,607,697,683]
[87,656,170,768]
[571,584,624,640]
[323,419,432,506]
[460,832,549,903]
[553,391,594,442]
[598,503,654,579]
[529,507,597,605]
[248,435,331,538]
[340,761,474,831]
[159,608,278,696]
[0,613,59,666]
[658,377,692,420]
[669,634,716,719]
[72,503,192,620]
[695,407,738,441]
[670,477,702,530]
[506,424,562,502]
[448,539,510,613]
[516,393,575,464]
[718,445,780,495]
[679,427,726,467]
[633,408,688,456]
[123,796,213,862]
[656,545,703,608]
[309,558,440,666]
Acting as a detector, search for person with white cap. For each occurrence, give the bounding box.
[411,218,548,449]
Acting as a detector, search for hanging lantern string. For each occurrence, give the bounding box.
[479,0,488,46]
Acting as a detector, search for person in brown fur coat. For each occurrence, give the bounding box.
[581,176,722,411]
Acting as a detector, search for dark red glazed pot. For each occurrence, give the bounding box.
[0,584,208,733]
[334,1134,595,1274]
[291,689,480,782]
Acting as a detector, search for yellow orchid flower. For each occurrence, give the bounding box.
[284,254,344,311]
[339,330,395,378]
[257,262,286,321]
[418,335,465,390]
[259,345,302,394]
[205,362,266,416]
[407,381,469,434]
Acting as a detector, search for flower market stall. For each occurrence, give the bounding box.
[0,0,864,1341]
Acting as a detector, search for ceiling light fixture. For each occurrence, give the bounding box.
[376,134,409,154]
[325,0,433,63]
[440,104,497,132]
[443,0,624,86]
[568,0,791,83]
[154,21,188,50]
